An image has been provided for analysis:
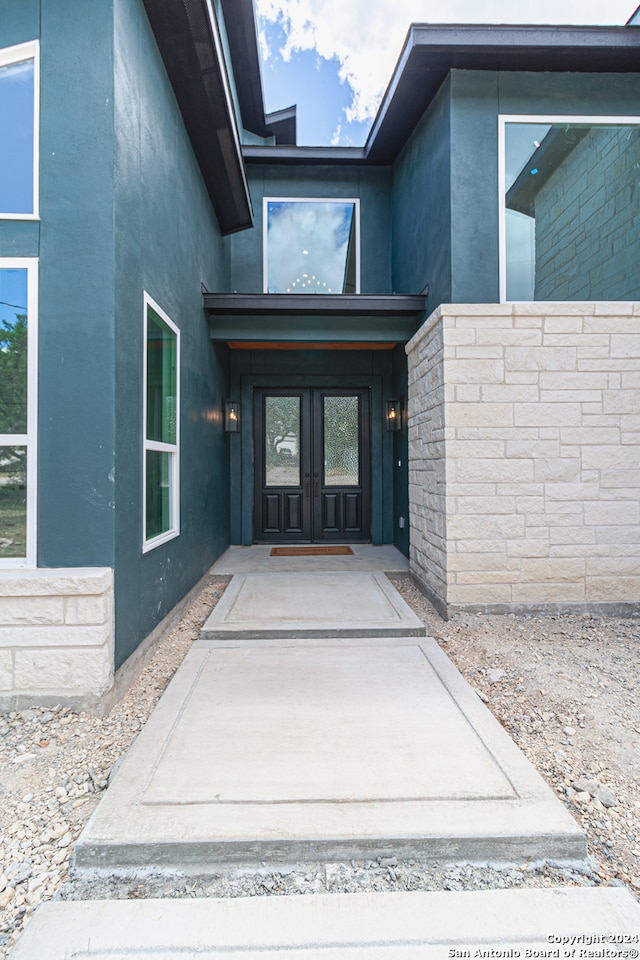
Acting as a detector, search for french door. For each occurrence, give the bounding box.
[253,388,371,542]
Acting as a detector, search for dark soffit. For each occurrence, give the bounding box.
[141,0,253,234]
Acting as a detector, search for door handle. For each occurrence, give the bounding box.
[304,472,310,500]
[313,472,320,498]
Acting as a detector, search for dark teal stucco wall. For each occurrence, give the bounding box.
[391,69,640,313]
[112,0,231,667]
[38,0,118,568]
[229,166,393,295]
[448,69,640,307]
[391,77,452,310]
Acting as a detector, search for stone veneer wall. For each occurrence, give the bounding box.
[406,303,640,616]
[0,568,113,709]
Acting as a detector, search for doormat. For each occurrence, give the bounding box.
[270,545,354,557]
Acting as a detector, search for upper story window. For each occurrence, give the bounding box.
[0,260,37,567]
[0,41,39,219]
[500,116,640,302]
[264,199,360,294]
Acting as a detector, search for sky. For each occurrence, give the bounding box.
[255,0,640,146]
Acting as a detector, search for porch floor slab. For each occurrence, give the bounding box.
[200,571,424,640]
[74,635,584,870]
[209,543,410,574]
[10,888,640,959]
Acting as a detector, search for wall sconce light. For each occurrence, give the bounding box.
[223,400,240,433]
[385,399,402,432]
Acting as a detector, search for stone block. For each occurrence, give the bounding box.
[520,558,585,583]
[443,328,476,345]
[0,651,12,691]
[586,578,640,602]
[506,440,560,459]
[511,582,586,603]
[446,358,504,383]
[455,385,481,402]
[582,445,640,471]
[65,596,111,626]
[544,316,583,333]
[475,328,541,346]
[611,335,640,358]
[447,515,526,541]
[515,496,545,514]
[0,568,112,597]
[455,539,505,554]
[505,372,539,384]
[603,390,640,415]
[449,583,513,604]
[0,597,65,625]
[515,403,582,427]
[0,623,112,648]
[13,647,113,693]
[548,527,596,546]
[540,390,602,404]
[544,334,608,348]
[584,501,640,526]
[533,459,581,482]
[559,427,619,444]
[585,557,640,577]
[455,459,533,483]
[544,482,599,501]
[455,496,516,515]
[448,552,509,572]
[599,469,640,488]
[446,403,513,427]
[481,384,539,402]
[445,440,504,458]
[505,347,576,371]
[539,371,609,390]
[506,540,550,558]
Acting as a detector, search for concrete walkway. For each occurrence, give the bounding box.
[11,889,640,958]
[11,546,640,956]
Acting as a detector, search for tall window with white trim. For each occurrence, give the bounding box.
[0,41,39,219]
[143,295,179,550]
[0,261,37,565]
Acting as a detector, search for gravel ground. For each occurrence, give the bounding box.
[1,570,639,956]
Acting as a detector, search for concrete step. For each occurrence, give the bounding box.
[10,888,640,959]
[73,637,584,871]
[199,572,425,640]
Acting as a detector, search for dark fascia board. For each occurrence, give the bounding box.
[219,0,270,138]
[366,24,640,162]
[265,106,298,146]
[203,293,427,317]
[141,0,253,235]
[243,145,369,165]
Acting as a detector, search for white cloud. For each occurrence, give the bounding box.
[256,0,637,125]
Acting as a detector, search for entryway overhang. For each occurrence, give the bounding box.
[204,293,427,346]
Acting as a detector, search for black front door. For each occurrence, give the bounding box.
[253,388,371,543]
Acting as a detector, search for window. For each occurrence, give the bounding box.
[0,41,39,219]
[0,261,37,566]
[143,294,179,550]
[264,198,360,294]
[499,116,640,302]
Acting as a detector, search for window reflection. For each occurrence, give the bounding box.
[504,121,640,301]
[265,200,358,294]
[0,56,35,215]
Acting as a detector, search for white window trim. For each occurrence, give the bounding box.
[262,197,361,294]
[498,114,640,303]
[0,258,38,568]
[142,293,180,553]
[0,40,40,221]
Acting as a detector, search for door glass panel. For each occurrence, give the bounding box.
[323,395,359,486]
[265,395,300,487]
[0,268,28,434]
